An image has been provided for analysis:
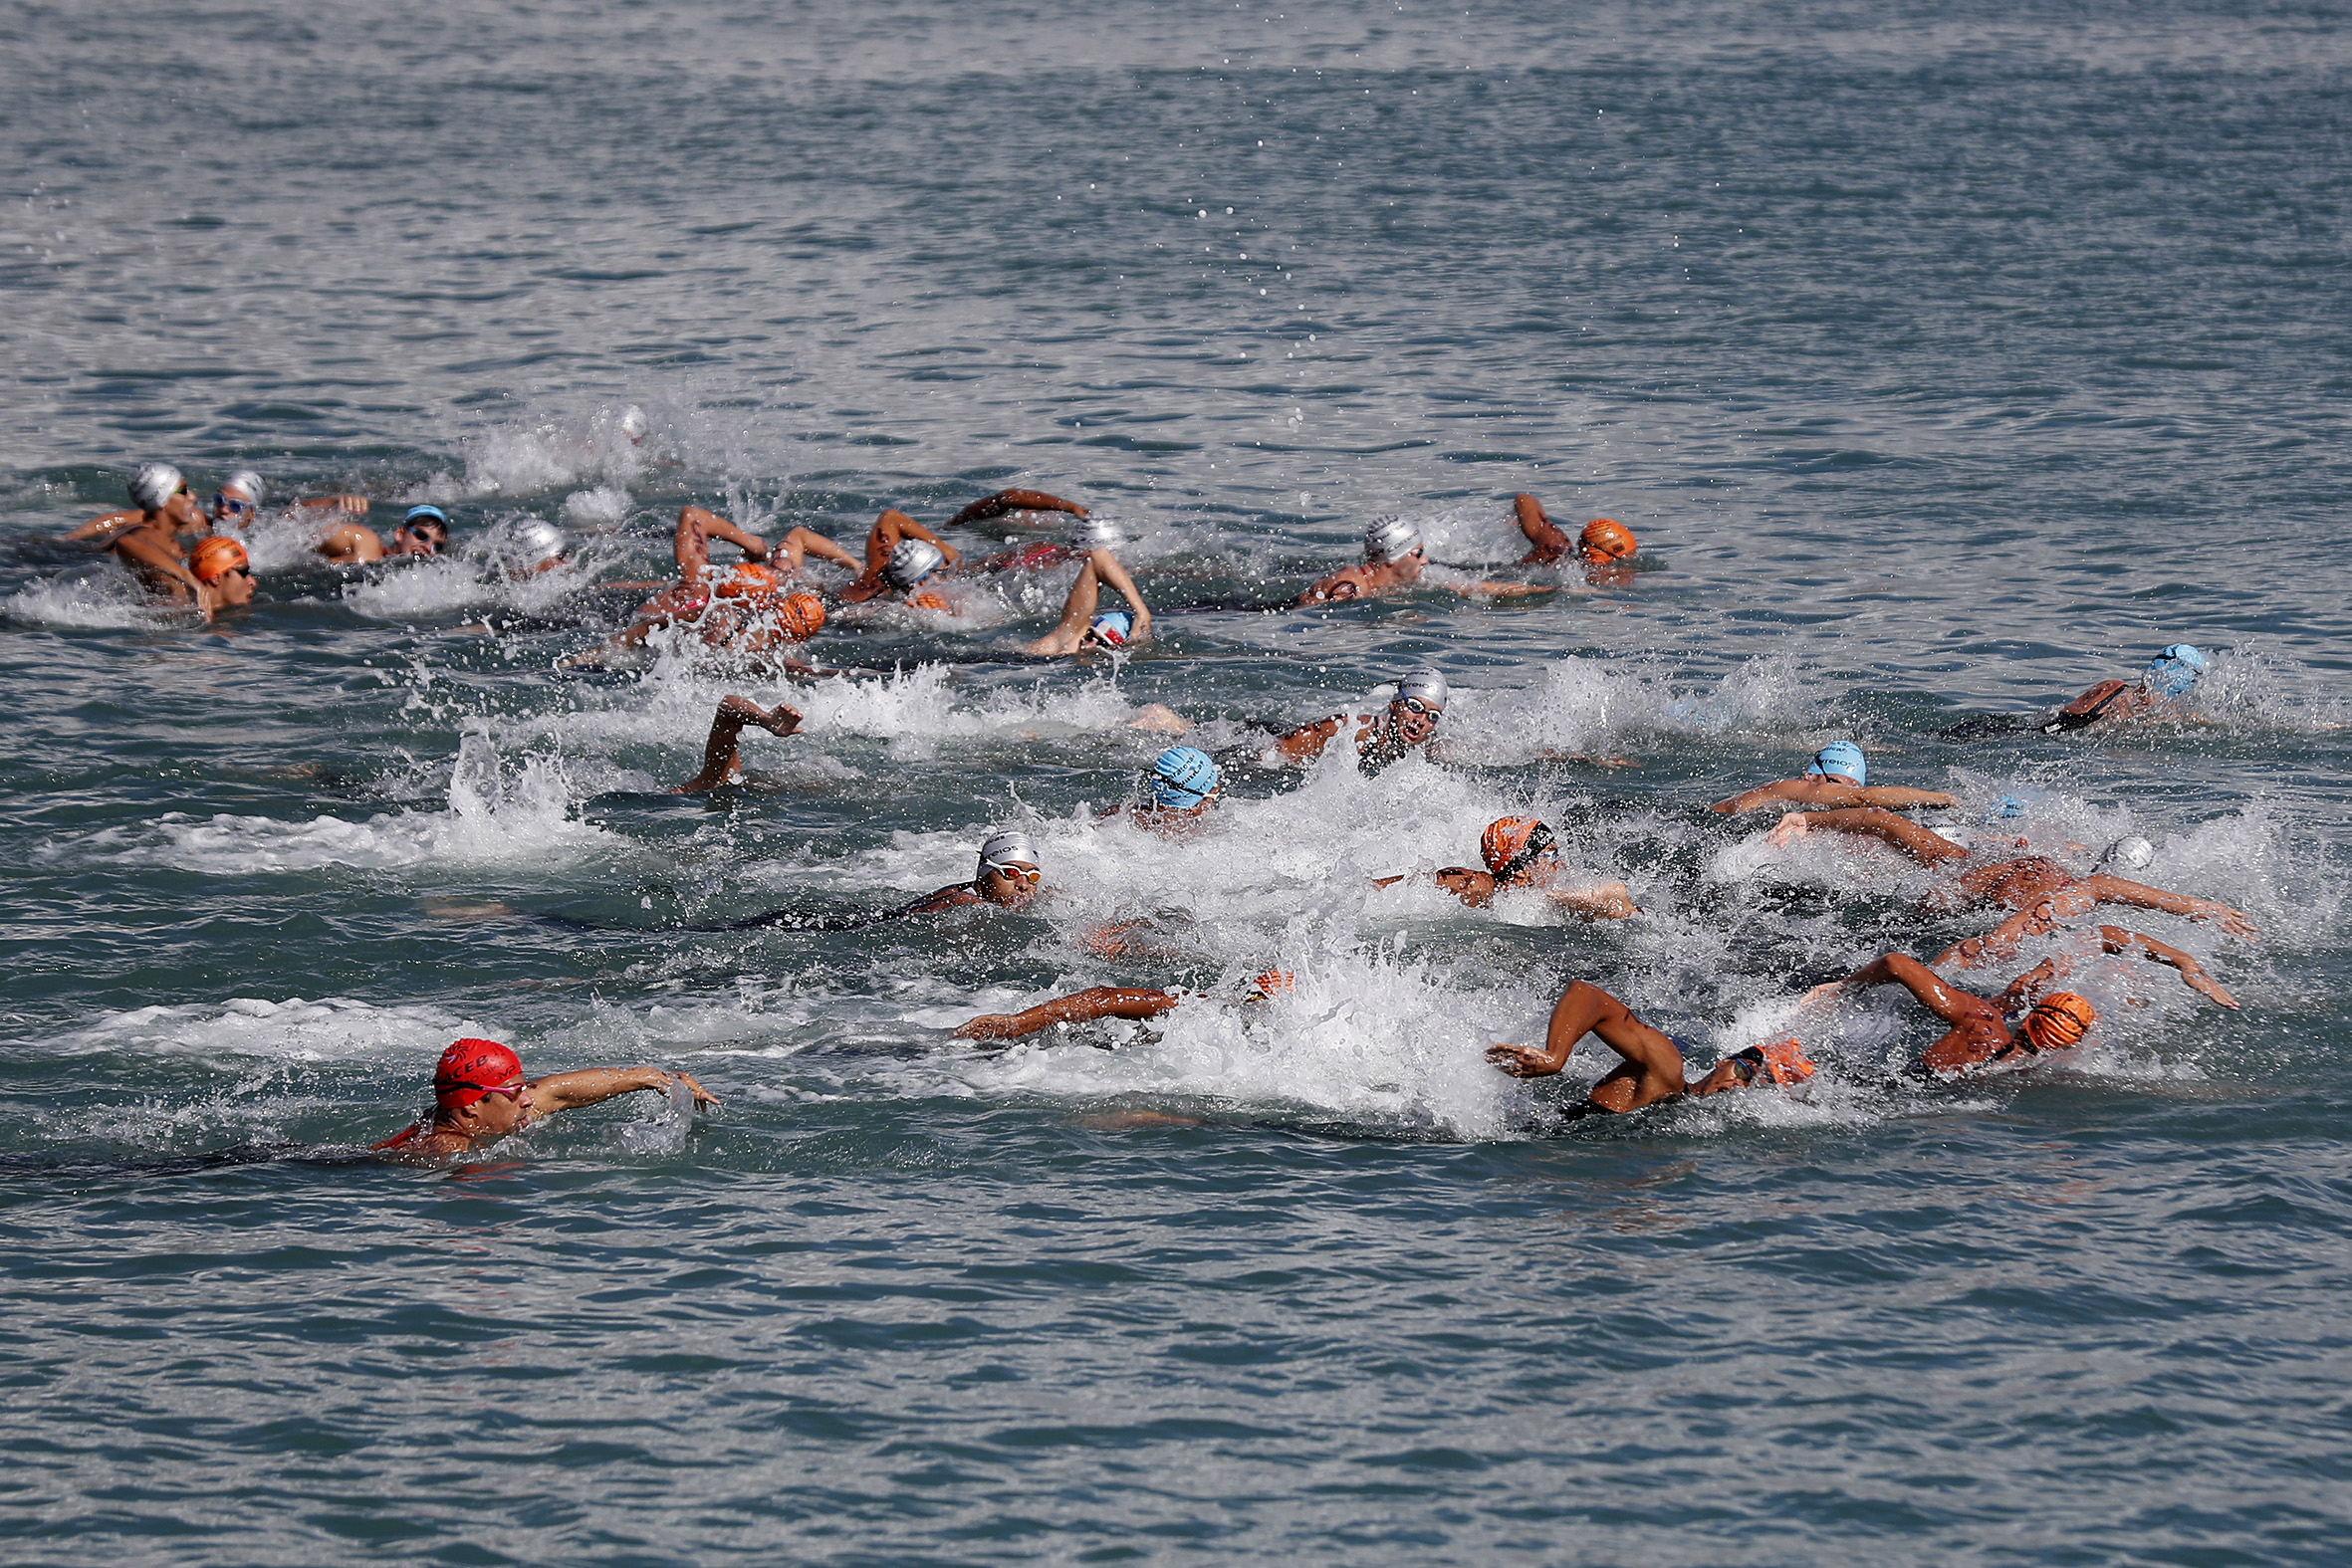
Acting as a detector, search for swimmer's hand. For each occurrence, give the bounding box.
[1765,813,1815,847]
[1486,1042,1562,1078]
[2217,907,2259,939]
[953,1014,1023,1040]
[2181,968,2240,1010]
[664,1069,722,1110]
[1795,980,1849,1012]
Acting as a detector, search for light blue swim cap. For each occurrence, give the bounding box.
[1805,741,1867,785]
[1088,610,1133,646]
[2143,643,2208,697]
[1149,746,1220,809]
[1987,793,2027,821]
[405,504,449,527]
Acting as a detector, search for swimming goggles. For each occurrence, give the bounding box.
[214,493,255,517]
[1394,696,1442,718]
[982,862,1042,884]
[1492,821,1556,883]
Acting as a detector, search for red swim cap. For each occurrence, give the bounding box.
[189,536,250,582]
[1481,815,1554,880]
[433,1037,524,1107]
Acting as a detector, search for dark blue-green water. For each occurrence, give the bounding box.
[5,1,2350,1562]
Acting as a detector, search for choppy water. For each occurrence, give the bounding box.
[5,1,2350,1562]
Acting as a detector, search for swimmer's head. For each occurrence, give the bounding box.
[129,463,185,513]
[2019,992,2096,1052]
[1362,516,1423,564]
[977,829,1042,900]
[776,590,826,641]
[2099,835,2155,871]
[617,405,648,443]
[884,538,947,591]
[1389,668,1448,744]
[1069,515,1124,555]
[1578,518,1637,561]
[1805,741,1867,785]
[1481,815,1557,883]
[1148,746,1221,810]
[1085,610,1133,648]
[1247,970,1294,1003]
[214,470,265,522]
[2142,643,2208,697]
[189,536,250,583]
[518,520,567,560]
[401,505,450,553]
[432,1037,525,1110]
[1985,793,2027,822]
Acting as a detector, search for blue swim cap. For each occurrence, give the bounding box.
[1987,793,2027,821]
[1088,610,1133,646]
[2142,643,2208,697]
[1149,746,1220,809]
[405,504,449,527]
[1805,741,1867,785]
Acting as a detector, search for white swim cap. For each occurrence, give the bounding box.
[1393,668,1450,712]
[129,463,183,512]
[978,829,1039,872]
[2100,835,2155,871]
[617,405,648,442]
[221,470,265,506]
[1930,823,1974,849]
[1069,515,1124,554]
[1362,516,1423,563]
[519,521,567,558]
[885,539,947,590]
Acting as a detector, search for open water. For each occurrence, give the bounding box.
[4,1,2350,1562]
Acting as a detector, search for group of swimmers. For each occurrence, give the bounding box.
[50,455,2248,1154]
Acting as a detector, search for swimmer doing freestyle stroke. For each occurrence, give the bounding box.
[1943,644,2216,738]
[1510,493,1641,583]
[1372,815,1637,919]
[1485,981,1817,1113]
[1022,518,1154,656]
[1710,741,1960,815]
[374,1037,717,1160]
[1294,517,1556,607]
[1264,667,1452,770]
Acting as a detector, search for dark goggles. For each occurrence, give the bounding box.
[1493,821,1556,883]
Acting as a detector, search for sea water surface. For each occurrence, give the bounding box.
[4,1,2350,1562]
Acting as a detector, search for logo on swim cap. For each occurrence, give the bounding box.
[1087,610,1132,647]
[221,470,265,507]
[978,828,1039,873]
[1362,517,1422,563]
[1579,518,1636,560]
[1393,668,1449,713]
[1481,816,1555,881]
[2099,835,2155,871]
[189,537,249,583]
[1069,516,1124,554]
[2142,643,2208,697]
[129,463,183,512]
[2019,993,2095,1052]
[433,1037,524,1108]
[1805,741,1867,785]
[885,539,946,590]
[1150,746,1221,808]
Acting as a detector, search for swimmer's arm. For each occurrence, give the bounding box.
[945,489,1087,526]
[891,884,985,917]
[1087,549,1150,638]
[1514,493,1571,563]
[886,515,960,567]
[952,986,1181,1041]
[1368,867,1496,906]
[528,1066,720,1114]
[1443,577,1557,599]
[1849,786,1962,809]
[676,504,767,576]
[1545,882,1638,920]
[1271,716,1343,765]
[2078,875,2258,938]
[1768,806,1972,865]
[1932,902,2060,971]
[62,509,142,542]
[1834,953,2002,1030]
[114,529,213,621]
[1293,571,1356,607]
[1711,781,1802,814]
[290,495,369,516]
[2093,925,2239,1008]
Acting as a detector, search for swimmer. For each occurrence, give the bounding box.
[1372,815,1637,919]
[892,829,1048,916]
[1804,953,2099,1078]
[671,696,806,793]
[103,464,214,615]
[670,503,858,586]
[372,1036,718,1159]
[319,504,450,564]
[509,520,571,576]
[64,462,205,547]
[1023,530,1152,655]
[205,472,369,533]
[1269,667,1451,769]
[951,971,1293,1043]
[1943,644,2214,738]
[953,490,1101,572]
[1485,981,1816,1111]
[842,510,961,605]
[1765,807,2257,934]
[1103,748,1222,831]
[1710,741,1960,815]
[1512,494,1639,580]
[1940,911,2240,1009]
[562,571,829,671]
[188,537,257,615]
[1294,517,1552,606]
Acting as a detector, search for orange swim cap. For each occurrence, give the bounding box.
[2019,992,2096,1052]
[432,1037,524,1107]
[189,537,250,582]
[1481,815,1554,879]
[1578,519,1636,560]
[716,562,782,598]
[1249,970,1294,1000]
[776,590,826,641]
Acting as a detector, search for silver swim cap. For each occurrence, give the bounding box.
[1362,516,1423,563]
[1930,823,1974,849]
[617,405,648,442]
[885,538,947,590]
[221,470,265,506]
[2100,835,2155,871]
[518,521,566,558]
[1069,515,1125,554]
[978,829,1040,872]
[1393,668,1450,712]
[129,463,183,512]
